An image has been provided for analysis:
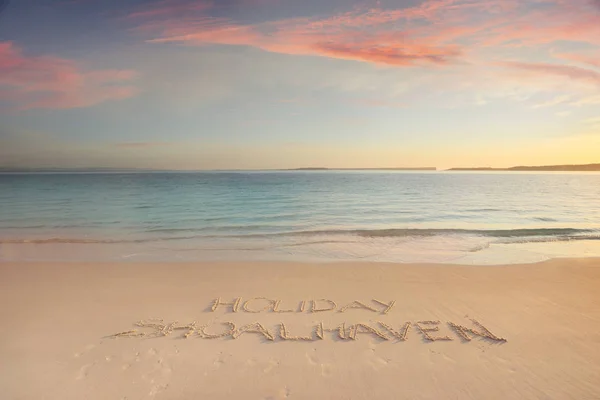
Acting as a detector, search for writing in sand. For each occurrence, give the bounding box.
[109,297,507,343]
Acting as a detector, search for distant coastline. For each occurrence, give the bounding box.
[447,163,600,172]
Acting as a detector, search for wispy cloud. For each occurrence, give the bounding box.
[498,61,600,86]
[570,95,600,107]
[583,117,600,124]
[352,98,406,108]
[583,116,600,130]
[0,41,138,111]
[130,0,600,70]
[480,13,600,48]
[132,0,490,67]
[127,0,213,19]
[556,53,600,69]
[112,142,172,148]
[310,41,461,66]
[532,95,572,109]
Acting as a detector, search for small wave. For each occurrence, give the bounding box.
[0,238,120,244]
[497,235,600,245]
[533,217,558,222]
[468,242,491,253]
[144,227,208,234]
[0,235,206,244]
[279,240,361,248]
[144,224,279,234]
[1,225,48,229]
[2,227,598,245]
[203,217,229,222]
[277,227,596,238]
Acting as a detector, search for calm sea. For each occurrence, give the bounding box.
[1,171,600,264]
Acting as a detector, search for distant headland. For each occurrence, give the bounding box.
[447,163,600,172]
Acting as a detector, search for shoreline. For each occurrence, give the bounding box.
[2,237,600,265]
[2,258,600,399]
[2,254,600,265]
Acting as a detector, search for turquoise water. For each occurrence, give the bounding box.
[1,171,600,263]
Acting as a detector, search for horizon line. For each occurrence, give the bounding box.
[1,163,600,172]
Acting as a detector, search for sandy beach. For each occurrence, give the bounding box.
[4,0,600,397]
[0,258,599,399]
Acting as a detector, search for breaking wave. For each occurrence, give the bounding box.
[2,227,599,246]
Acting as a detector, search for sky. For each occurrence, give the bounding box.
[0,0,599,169]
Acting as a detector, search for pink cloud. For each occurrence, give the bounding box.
[135,0,473,66]
[0,41,138,111]
[480,18,600,48]
[129,0,599,74]
[298,0,513,30]
[465,0,600,49]
[311,42,461,66]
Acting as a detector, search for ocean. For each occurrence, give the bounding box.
[1,171,599,264]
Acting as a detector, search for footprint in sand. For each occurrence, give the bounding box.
[149,383,169,397]
[496,356,517,373]
[264,386,291,400]
[441,353,457,364]
[141,351,173,398]
[306,350,318,365]
[76,362,96,380]
[305,349,332,377]
[263,359,280,374]
[212,352,230,370]
[367,355,391,371]
[74,344,96,358]
[367,344,392,370]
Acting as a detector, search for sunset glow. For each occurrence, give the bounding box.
[1,0,599,169]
